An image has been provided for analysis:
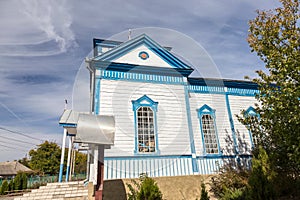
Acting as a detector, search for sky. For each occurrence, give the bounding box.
[0,0,280,161]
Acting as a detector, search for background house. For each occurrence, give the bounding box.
[0,161,32,179]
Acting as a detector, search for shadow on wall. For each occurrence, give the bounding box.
[103,179,127,200]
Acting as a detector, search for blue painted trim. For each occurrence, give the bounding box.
[94,77,101,115]
[188,77,259,90]
[183,83,199,172]
[138,51,149,60]
[94,34,193,71]
[59,123,77,127]
[132,95,160,155]
[197,104,222,156]
[225,94,238,154]
[98,70,185,85]
[65,166,70,182]
[92,61,193,77]
[244,106,259,148]
[187,85,258,97]
[105,154,192,160]
[58,163,64,182]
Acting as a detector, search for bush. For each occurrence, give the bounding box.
[209,160,249,199]
[127,174,162,200]
[14,173,22,190]
[200,182,210,200]
[0,180,9,195]
[21,173,28,190]
[8,180,14,191]
[246,147,276,200]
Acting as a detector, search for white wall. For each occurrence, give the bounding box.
[113,44,173,68]
[98,78,191,156]
[228,95,257,154]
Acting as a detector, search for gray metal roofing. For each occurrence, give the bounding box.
[0,161,32,176]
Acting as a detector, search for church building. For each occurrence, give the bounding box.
[85,34,258,180]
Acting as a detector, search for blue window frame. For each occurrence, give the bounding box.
[244,106,259,147]
[132,95,159,154]
[197,104,221,156]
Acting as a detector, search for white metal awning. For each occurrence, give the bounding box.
[59,110,115,145]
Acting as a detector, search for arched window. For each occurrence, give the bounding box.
[132,95,159,154]
[197,105,221,155]
[137,107,155,152]
[244,106,259,147]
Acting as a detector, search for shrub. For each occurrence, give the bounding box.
[21,173,28,190]
[8,180,14,191]
[200,182,210,200]
[127,174,162,200]
[0,180,9,195]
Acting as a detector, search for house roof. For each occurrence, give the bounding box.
[92,34,193,71]
[0,161,32,176]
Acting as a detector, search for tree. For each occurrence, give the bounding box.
[239,0,300,198]
[127,174,163,200]
[74,151,87,174]
[0,180,9,195]
[29,141,61,175]
[245,0,300,177]
[200,182,210,200]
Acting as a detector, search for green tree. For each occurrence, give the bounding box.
[0,180,9,195]
[238,0,300,198]
[127,174,163,200]
[200,182,210,200]
[29,141,61,175]
[246,0,300,176]
[74,151,87,174]
[21,173,28,190]
[8,180,13,191]
[246,147,276,200]
[14,173,22,190]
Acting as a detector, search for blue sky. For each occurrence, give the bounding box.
[0,0,280,161]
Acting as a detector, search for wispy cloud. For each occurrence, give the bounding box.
[0,0,77,57]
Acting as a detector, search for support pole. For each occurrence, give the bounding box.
[86,148,90,180]
[66,136,72,182]
[95,145,104,200]
[59,128,67,182]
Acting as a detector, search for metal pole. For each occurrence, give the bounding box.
[86,148,90,180]
[95,145,104,200]
[65,136,72,182]
[59,128,67,182]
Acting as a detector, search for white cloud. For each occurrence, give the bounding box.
[0,0,77,56]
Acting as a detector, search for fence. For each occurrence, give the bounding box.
[0,174,86,189]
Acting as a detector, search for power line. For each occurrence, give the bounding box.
[0,141,28,151]
[0,139,33,149]
[0,135,37,146]
[0,126,42,142]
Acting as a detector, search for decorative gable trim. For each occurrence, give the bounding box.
[197,104,216,117]
[93,34,193,71]
[132,95,158,111]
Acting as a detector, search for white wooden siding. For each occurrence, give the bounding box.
[98,78,191,156]
[113,44,173,68]
[228,95,257,154]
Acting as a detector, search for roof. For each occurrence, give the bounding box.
[0,161,32,176]
[92,34,193,71]
[59,110,115,146]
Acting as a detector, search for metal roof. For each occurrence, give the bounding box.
[0,161,32,176]
[59,110,115,146]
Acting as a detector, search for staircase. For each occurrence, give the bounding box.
[14,181,88,200]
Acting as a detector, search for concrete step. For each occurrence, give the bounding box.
[14,181,88,200]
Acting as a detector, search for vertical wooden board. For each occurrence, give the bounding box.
[228,95,257,153]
